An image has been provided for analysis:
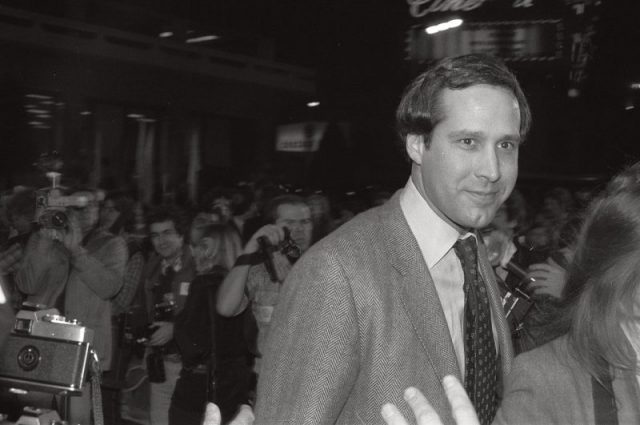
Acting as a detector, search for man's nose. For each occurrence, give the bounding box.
[476,147,501,182]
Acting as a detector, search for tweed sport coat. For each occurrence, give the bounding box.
[254,191,514,425]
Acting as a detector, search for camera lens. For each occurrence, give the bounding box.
[17,345,41,371]
[51,211,68,229]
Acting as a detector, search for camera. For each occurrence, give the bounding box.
[35,174,88,230]
[0,305,94,395]
[32,152,89,230]
[129,299,176,347]
[258,226,302,259]
[125,300,177,383]
[257,227,302,282]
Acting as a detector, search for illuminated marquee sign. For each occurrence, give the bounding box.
[407,0,534,18]
[276,122,328,153]
[404,0,566,62]
[406,19,563,62]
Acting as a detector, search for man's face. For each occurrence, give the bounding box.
[99,199,120,231]
[275,204,313,252]
[406,84,521,230]
[70,191,100,235]
[150,220,184,259]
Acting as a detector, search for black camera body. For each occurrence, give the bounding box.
[128,300,176,348]
[0,307,94,395]
[257,227,302,282]
[125,300,176,383]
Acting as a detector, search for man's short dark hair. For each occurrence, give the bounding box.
[146,205,189,237]
[396,53,531,148]
[265,195,308,223]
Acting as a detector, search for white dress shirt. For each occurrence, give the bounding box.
[400,177,496,376]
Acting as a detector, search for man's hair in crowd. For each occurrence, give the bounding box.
[146,205,189,236]
[265,194,308,224]
[562,161,640,380]
[395,53,532,149]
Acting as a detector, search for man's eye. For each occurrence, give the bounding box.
[499,141,518,150]
[458,138,476,147]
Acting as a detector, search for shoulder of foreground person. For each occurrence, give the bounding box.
[494,335,591,425]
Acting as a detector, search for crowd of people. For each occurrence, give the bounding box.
[0,53,638,425]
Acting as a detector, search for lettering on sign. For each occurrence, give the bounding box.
[407,0,535,18]
[276,122,328,153]
[407,0,487,18]
[513,0,534,7]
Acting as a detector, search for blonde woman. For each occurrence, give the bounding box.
[170,224,254,425]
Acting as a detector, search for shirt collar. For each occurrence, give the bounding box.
[161,254,182,274]
[400,178,473,268]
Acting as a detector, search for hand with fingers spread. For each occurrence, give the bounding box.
[381,375,479,425]
[526,257,567,299]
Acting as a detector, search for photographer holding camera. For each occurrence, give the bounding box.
[216,195,313,376]
[141,205,196,425]
[15,186,127,424]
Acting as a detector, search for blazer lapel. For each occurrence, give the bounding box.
[380,193,463,382]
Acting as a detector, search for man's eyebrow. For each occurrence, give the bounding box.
[447,130,521,143]
[447,130,485,140]
[499,134,522,144]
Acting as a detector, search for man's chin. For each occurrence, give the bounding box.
[457,211,496,230]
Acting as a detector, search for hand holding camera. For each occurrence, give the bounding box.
[526,257,567,299]
[244,224,286,255]
[245,224,300,282]
[39,211,83,254]
[148,321,174,346]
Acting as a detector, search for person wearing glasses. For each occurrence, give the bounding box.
[141,205,197,425]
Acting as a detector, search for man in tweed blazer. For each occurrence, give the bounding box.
[254,54,532,425]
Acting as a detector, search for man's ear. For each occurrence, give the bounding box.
[406,134,425,165]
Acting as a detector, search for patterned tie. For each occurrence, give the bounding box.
[453,237,498,425]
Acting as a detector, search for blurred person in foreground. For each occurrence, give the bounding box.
[97,191,151,424]
[0,188,37,311]
[384,161,640,424]
[216,194,312,376]
[142,205,196,425]
[169,223,253,425]
[254,53,531,425]
[15,186,127,424]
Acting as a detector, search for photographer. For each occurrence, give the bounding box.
[15,187,127,424]
[142,205,196,425]
[216,195,312,376]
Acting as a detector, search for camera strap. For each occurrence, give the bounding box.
[206,278,217,403]
[90,348,105,425]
